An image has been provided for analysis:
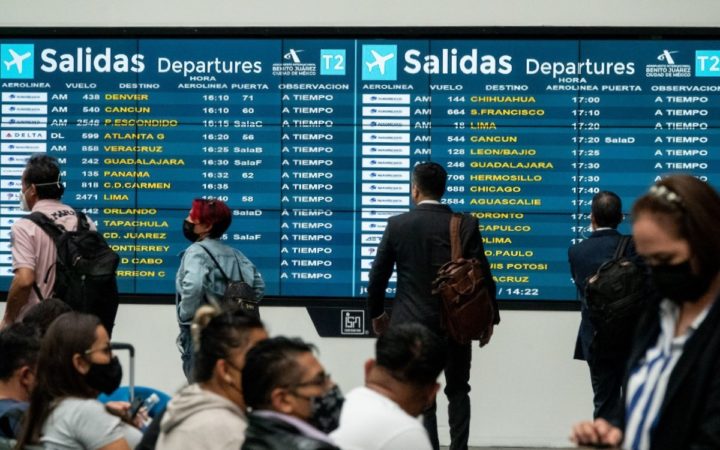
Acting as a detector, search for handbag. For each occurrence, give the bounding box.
[431,213,494,344]
[198,245,260,318]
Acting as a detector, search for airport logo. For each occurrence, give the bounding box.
[272,48,316,76]
[320,49,346,76]
[646,49,691,78]
[1,44,34,79]
[695,50,720,77]
[341,310,366,335]
[284,49,304,64]
[658,50,678,65]
[362,45,397,80]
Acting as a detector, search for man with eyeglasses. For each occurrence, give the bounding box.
[241,336,341,450]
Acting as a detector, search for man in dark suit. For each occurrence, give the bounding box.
[568,190,635,419]
[367,162,499,450]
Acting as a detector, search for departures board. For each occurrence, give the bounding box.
[1,33,719,302]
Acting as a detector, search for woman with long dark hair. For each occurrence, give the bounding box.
[15,312,141,449]
[572,174,720,449]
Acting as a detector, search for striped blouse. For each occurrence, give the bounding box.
[623,299,711,450]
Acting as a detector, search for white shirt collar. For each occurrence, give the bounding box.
[417,200,441,205]
[659,298,713,344]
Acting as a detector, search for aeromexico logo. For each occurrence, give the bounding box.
[1,44,145,78]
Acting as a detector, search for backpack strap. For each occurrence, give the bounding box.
[25,212,64,242]
[73,210,90,232]
[198,244,247,283]
[24,212,65,301]
[613,235,632,260]
[31,283,44,301]
[449,213,463,261]
[232,254,246,283]
[197,244,231,284]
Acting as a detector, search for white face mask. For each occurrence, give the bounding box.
[19,177,62,212]
[19,187,30,212]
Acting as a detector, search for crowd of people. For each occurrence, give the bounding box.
[0,300,450,449]
[0,154,719,449]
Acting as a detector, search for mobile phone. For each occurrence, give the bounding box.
[129,395,145,419]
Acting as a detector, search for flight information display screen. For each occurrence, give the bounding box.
[1,35,718,302]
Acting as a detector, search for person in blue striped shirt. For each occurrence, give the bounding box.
[571,174,720,450]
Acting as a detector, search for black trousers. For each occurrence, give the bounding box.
[422,339,472,450]
[588,354,625,419]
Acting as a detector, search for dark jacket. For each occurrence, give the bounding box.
[242,413,340,450]
[605,297,720,450]
[367,203,498,334]
[135,407,165,450]
[568,229,635,360]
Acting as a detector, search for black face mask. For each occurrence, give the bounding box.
[182,220,199,243]
[85,356,123,395]
[650,260,711,304]
[307,384,344,433]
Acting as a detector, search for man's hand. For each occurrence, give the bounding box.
[479,324,494,347]
[372,312,390,336]
[570,418,623,448]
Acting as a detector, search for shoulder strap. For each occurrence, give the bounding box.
[25,212,64,301]
[449,213,463,261]
[32,283,44,300]
[73,209,90,232]
[232,253,246,283]
[25,212,64,242]
[197,244,231,283]
[613,235,631,260]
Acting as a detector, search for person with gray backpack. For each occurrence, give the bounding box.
[176,198,264,382]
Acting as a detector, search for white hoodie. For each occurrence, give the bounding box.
[156,383,247,450]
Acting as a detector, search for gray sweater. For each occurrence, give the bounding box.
[156,383,247,450]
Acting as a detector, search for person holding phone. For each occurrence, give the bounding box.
[15,312,142,449]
